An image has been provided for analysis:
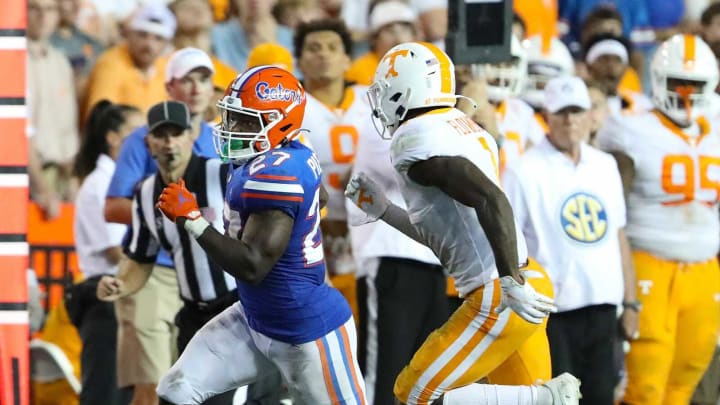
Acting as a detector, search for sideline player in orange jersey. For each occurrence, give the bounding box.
[597,34,720,405]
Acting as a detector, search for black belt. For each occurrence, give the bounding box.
[182,290,238,314]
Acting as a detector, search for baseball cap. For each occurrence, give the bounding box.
[246,43,294,73]
[129,3,177,40]
[543,76,591,114]
[369,1,417,33]
[147,101,192,133]
[165,47,215,84]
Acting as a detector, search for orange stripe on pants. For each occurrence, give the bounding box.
[394,259,553,404]
[338,325,366,405]
[316,338,341,404]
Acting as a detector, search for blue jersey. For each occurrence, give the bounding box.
[107,122,216,267]
[224,141,351,344]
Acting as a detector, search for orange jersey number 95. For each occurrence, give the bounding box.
[661,154,720,205]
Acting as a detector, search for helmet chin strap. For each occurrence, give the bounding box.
[280,128,309,146]
[456,94,478,110]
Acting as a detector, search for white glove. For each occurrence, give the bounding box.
[496,276,557,324]
[345,172,390,224]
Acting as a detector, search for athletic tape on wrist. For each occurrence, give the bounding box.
[184,217,210,239]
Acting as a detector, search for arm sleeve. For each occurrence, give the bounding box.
[107,128,154,198]
[123,190,159,263]
[594,115,630,154]
[76,178,125,253]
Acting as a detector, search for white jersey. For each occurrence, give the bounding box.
[391,108,529,296]
[596,111,720,262]
[303,85,371,220]
[496,98,546,171]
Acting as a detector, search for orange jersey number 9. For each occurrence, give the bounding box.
[661,154,720,205]
[328,125,359,189]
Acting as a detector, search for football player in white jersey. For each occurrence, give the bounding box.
[522,35,575,112]
[473,34,546,172]
[294,18,368,319]
[596,34,720,405]
[521,35,574,134]
[346,41,581,405]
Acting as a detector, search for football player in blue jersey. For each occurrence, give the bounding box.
[153,66,367,405]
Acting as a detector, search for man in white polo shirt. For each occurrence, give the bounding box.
[503,75,639,404]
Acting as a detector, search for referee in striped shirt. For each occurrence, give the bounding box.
[97,101,237,405]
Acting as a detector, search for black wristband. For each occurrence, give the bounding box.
[622,300,642,312]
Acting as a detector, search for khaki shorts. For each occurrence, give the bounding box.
[115,265,181,387]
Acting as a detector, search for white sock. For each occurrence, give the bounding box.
[442,383,541,405]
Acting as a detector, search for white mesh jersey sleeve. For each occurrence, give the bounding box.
[595,113,633,154]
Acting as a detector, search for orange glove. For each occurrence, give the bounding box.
[156,178,202,222]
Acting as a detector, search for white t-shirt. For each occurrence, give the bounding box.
[503,138,626,311]
[74,154,127,278]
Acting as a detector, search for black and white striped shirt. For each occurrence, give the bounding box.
[124,154,236,303]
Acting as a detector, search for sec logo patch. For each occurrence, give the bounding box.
[560,192,607,243]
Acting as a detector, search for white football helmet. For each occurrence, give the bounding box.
[368,42,457,138]
[651,34,719,127]
[473,35,528,103]
[522,35,574,109]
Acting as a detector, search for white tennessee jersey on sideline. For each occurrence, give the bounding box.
[391,107,529,296]
[596,111,720,262]
[497,98,546,170]
[302,85,371,221]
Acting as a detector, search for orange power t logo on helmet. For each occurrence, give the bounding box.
[382,49,410,78]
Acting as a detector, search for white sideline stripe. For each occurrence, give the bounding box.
[0,37,26,50]
[0,310,28,325]
[0,173,28,187]
[0,105,27,118]
[244,180,304,194]
[0,242,28,256]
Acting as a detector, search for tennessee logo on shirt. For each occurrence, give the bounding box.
[560,192,608,243]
